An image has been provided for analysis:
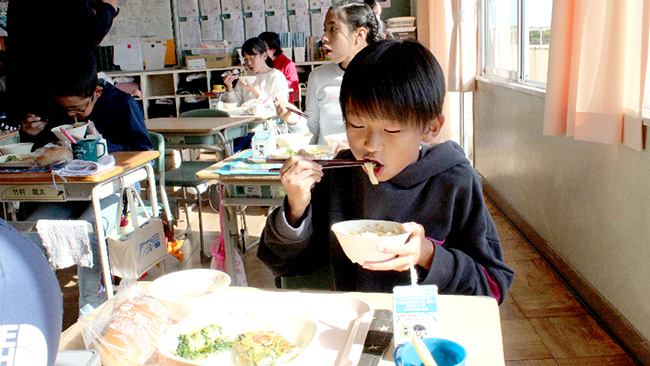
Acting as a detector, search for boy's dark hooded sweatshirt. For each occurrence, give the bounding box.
[258,141,514,303]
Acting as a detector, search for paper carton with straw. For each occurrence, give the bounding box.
[393,284,440,346]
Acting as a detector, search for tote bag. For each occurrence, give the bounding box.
[107,187,167,279]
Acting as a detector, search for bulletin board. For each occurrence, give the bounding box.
[100,0,341,69]
[100,0,176,68]
[176,0,333,52]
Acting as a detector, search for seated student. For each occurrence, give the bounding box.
[18,58,153,316]
[363,0,391,39]
[223,37,290,108]
[20,58,152,152]
[258,31,300,105]
[258,40,514,302]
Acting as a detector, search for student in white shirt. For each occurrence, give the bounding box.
[223,37,289,107]
[274,0,379,145]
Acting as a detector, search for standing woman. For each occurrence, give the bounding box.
[274,0,379,145]
[223,37,289,107]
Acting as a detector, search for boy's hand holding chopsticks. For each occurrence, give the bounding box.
[276,153,325,226]
[21,114,47,136]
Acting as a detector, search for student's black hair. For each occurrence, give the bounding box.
[241,37,275,68]
[363,0,380,14]
[340,40,446,130]
[258,32,283,57]
[49,56,98,98]
[330,0,379,44]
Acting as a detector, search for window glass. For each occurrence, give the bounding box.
[524,0,552,84]
[485,0,519,77]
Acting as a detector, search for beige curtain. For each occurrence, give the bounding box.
[448,0,477,92]
[543,0,650,150]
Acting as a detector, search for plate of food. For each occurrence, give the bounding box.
[270,145,332,160]
[0,153,37,168]
[158,310,317,366]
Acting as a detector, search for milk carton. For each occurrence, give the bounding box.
[251,130,276,160]
[393,284,440,346]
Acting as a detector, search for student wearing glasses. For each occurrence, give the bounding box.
[20,58,152,152]
[18,58,152,318]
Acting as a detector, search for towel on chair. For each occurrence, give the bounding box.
[36,220,93,270]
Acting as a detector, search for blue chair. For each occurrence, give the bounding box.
[179,108,230,118]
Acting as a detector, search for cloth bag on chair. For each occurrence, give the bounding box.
[107,187,167,279]
[211,185,247,286]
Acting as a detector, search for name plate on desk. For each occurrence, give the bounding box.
[1,185,66,201]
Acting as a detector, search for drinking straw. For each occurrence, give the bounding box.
[409,255,418,286]
[60,127,77,144]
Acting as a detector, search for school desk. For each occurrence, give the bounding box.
[0,151,160,298]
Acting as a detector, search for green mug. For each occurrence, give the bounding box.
[72,139,107,162]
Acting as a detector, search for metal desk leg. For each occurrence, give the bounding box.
[91,185,114,299]
[218,184,240,285]
[91,163,159,299]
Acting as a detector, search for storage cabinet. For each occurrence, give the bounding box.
[105,61,328,119]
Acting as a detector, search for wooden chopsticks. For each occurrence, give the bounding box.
[266,159,373,172]
[286,106,310,120]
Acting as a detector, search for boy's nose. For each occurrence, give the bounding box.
[363,131,382,152]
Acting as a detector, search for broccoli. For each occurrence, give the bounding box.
[176,324,232,361]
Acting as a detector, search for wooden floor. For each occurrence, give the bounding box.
[57,195,640,365]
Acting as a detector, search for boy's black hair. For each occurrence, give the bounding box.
[258,32,283,57]
[340,40,446,130]
[330,0,379,44]
[242,37,275,69]
[49,57,98,98]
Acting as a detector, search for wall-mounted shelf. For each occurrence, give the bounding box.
[104,61,328,119]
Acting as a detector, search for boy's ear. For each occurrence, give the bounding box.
[94,85,104,98]
[422,115,445,143]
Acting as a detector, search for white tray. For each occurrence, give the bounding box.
[160,288,374,366]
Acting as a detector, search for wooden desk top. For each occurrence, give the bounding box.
[59,287,505,365]
[195,149,282,183]
[0,151,159,184]
[145,116,258,134]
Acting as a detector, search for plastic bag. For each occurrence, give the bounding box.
[79,281,172,366]
[210,185,248,286]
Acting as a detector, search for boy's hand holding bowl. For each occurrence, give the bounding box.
[332,220,435,272]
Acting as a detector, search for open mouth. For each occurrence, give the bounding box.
[362,159,383,185]
[322,46,332,57]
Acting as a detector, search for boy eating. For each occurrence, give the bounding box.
[258,40,514,303]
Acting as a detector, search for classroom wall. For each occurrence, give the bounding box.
[473,79,650,346]
[381,0,411,19]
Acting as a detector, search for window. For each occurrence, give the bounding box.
[482,0,553,86]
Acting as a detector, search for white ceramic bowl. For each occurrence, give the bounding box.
[276,132,313,149]
[239,76,257,86]
[51,123,88,142]
[0,142,34,155]
[324,133,347,147]
[147,269,231,322]
[159,309,317,365]
[331,220,410,264]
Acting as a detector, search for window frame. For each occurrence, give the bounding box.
[479,0,548,89]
